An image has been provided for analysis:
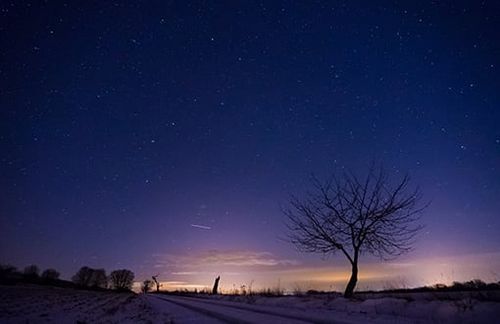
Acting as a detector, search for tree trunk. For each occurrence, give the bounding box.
[344,261,358,298]
[212,276,220,294]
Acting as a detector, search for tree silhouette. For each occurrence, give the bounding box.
[109,269,135,291]
[91,269,107,288]
[23,264,40,279]
[152,275,161,292]
[142,279,153,293]
[0,264,18,278]
[212,276,220,294]
[0,264,19,284]
[72,266,94,287]
[72,266,107,288]
[285,164,426,297]
[41,268,60,281]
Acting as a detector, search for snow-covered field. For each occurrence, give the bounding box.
[195,291,500,323]
[0,285,171,323]
[2,284,500,323]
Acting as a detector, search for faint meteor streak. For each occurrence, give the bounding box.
[190,224,212,230]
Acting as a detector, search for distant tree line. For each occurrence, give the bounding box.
[376,279,500,293]
[68,266,135,291]
[0,264,61,284]
[0,263,135,292]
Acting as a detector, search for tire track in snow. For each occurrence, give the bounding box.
[151,295,251,323]
[151,295,340,324]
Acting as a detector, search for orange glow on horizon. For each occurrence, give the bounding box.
[136,249,500,293]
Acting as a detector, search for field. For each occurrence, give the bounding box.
[203,290,500,323]
[0,285,171,323]
[1,284,500,323]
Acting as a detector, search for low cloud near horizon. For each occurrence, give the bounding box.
[153,249,300,269]
[136,249,500,292]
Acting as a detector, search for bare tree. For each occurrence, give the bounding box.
[72,266,94,287]
[91,269,108,288]
[41,268,60,281]
[212,276,220,294]
[152,274,161,292]
[109,269,135,291]
[23,265,40,278]
[0,264,19,285]
[72,266,107,289]
[142,279,153,293]
[285,165,426,297]
[0,264,18,279]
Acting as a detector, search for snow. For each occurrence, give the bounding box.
[191,291,500,323]
[1,284,500,323]
[0,284,171,323]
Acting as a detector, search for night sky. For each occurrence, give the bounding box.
[1,1,500,291]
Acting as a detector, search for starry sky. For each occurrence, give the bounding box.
[1,1,500,291]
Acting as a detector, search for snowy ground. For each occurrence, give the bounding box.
[147,294,388,323]
[2,285,500,323]
[195,291,500,323]
[0,284,172,323]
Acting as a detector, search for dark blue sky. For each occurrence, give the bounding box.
[1,1,499,289]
